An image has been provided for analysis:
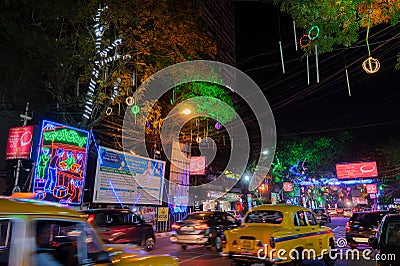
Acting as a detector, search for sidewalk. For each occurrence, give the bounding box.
[155,231,173,237]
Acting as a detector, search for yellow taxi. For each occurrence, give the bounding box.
[0,196,178,266]
[221,204,335,266]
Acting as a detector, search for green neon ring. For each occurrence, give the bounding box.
[308,26,320,40]
[131,105,140,115]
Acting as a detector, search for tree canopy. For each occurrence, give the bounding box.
[275,0,400,68]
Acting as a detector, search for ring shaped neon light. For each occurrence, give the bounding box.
[131,105,140,115]
[308,26,320,40]
[126,96,134,106]
[106,107,112,116]
[299,34,312,48]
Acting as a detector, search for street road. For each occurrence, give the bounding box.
[148,217,378,266]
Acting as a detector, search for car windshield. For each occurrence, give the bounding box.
[184,213,212,221]
[245,210,283,224]
[384,221,400,246]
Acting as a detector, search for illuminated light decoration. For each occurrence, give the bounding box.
[126,96,134,106]
[315,44,319,83]
[293,21,298,51]
[108,180,124,209]
[33,120,89,205]
[131,104,140,115]
[43,129,87,147]
[362,56,380,74]
[308,26,320,40]
[345,68,351,96]
[146,121,151,128]
[299,34,312,48]
[362,2,380,74]
[106,107,112,116]
[215,121,221,130]
[82,5,127,123]
[279,41,285,74]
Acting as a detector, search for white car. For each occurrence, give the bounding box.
[343,208,353,217]
[327,208,338,216]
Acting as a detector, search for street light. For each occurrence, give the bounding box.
[181,108,191,115]
[244,175,250,182]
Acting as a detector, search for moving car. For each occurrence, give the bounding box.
[336,208,344,216]
[343,208,353,218]
[228,210,243,221]
[313,208,331,224]
[0,196,178,266]
[327,208,338,217]
[170,211,241,251]
[221,204,336,266]
[81,208,156,250]
[346,210,389,248]
[368,213,400,266]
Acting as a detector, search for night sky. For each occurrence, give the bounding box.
[234,1,400,138]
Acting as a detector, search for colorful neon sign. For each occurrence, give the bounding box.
[33,120,89,205]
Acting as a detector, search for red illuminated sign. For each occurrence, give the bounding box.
[5,125,35,160]
[190,156,206,175]
[366,184,377,194]
[336,162,378,179]
[283,182,293,192]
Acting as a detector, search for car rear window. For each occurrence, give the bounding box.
[314,209,326,214]
[245,210,283,224]
[351,212,387,226]
[90,212,139,227]
[184,213,212,221]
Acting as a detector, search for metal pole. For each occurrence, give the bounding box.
[13,102,32,193]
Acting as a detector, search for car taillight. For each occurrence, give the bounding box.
[221,234,226,248]
[346,222,350,232]
[194,223,208,230]
[171,223,181,230]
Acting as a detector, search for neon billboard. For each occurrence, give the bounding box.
[33,120,89,205]
[336,161,378,179]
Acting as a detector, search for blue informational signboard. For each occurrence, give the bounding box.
[32,120,89,205]
[93,146,165,205]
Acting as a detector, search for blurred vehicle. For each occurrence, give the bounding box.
[346,210,389,248]
[312,208,331,224]
[221,204,336,266]
[353,204,371,212]
[343,208,353,218]
[227,210,243,221]
[368,213,400,266]
[170,211,241,251]
[81,208,156,250]
[327,208,338,217]
[0,197,178,266]
[337,208,344,216]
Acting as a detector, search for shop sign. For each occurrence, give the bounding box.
[157,207,169,222]
[5,125,35,160]
[366,184,377,194]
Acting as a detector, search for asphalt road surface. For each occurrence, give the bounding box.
[148,217,378,266]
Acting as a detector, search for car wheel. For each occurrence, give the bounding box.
[214,236,222,252]
[323,239,336,266]
[231,260,250,266]
[181,244,187,251]
[144,236,155,251]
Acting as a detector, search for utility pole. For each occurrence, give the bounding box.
[12,102,32,193]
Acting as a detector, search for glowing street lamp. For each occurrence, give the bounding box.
[181,108,191,115]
